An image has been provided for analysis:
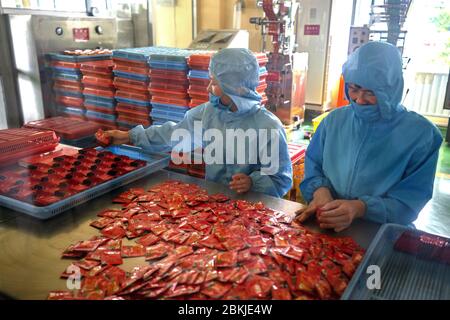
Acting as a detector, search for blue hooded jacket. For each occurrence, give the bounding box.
[300,42,443,225]
[130,48,293,198]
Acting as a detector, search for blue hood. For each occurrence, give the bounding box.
[342,41,406,121]
[209,48,262,120]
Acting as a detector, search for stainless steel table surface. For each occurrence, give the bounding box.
[0,170,381,299]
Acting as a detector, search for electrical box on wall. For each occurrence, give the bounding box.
[348,26,370,55]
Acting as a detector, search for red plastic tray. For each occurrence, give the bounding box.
[187,53,215,70]
[64,114,86,121]
[23,117,100,140]
[113,57,149,68]
[53,82,83,94]
[148,81,189,92]
[53,79,82,88]
[115,90,150,102]
[152,95,190,107]
[256,83,268,93]
[149,87,189,99]
[113,64,149,75]
[188,78,210,87]
[116,105,150,118]
[0,128,59,167]
[113,77,149,93]
[82,76,114,89]
[55,95,84,109]
[149,69,188,82]
[189,99,208,108]
[83,87,115,98]
[50,61,80,69]
[84,104,117,115]
[116,102,150,113]
[80,60,114,76]
[117,116,151,127]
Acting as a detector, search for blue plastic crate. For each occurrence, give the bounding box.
[112,47,169,62]
[85,98,116,109]
[52,73,82,82]
[48,52,111,63]
[149,61,188,71]
[342,223,450,300]
[151,103,189,113]
[0,145,170,219]
[151,110,186,123]
[51,66,81,75]
[54,89,84,98]
[84,94,115,104]
[115,96,151,107]
[58,106,85,116]
[86,110,117,122]
[113,70,149,82]
[188,70,209,80]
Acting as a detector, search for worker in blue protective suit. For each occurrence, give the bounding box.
[297,41,443,232]
[104,48,293,198]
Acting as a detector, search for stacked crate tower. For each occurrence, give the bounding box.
[81,60,118,130]
[112,48,155,131]
[148,48,193,126]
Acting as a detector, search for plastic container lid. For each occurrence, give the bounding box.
[23,116,100,140]
[0,128,59,167]
[53,79,83,88]
[82,75,115,89]
[116,102,151,113]
[55,95,84,108]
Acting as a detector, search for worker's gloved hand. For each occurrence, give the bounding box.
[317,200,366,233]
[104,130,131,145]
[229,173,252,194]
[295,187,333,223]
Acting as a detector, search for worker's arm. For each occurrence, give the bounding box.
[128,104,207,153]
[299,122,334,202]
[248,126,293,198]
[359,134,442,225]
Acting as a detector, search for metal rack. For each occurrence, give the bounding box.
[369,0,412,53]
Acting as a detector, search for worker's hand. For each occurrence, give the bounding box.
[229,174,252,194]
[104,130,131,145]
[295,187,333,223]
[317,200,366,232]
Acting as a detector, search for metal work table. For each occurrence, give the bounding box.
[0,170,380,300]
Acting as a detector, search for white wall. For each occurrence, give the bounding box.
[296,0,333,108]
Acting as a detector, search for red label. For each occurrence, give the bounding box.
[304,24,320,36]
[73,28,90,42]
